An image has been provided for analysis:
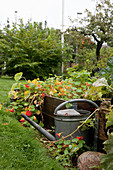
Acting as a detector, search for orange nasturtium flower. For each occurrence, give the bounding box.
[36,110,40,115]
[9,109,14,113]
[3,123,8,125]
[63,143,69,149]
[42,92,45,97]
[86,82,90,86]
[28,80,31,83]
[76,136,83,141]
[56,133,61,138]
[34,100,37,105]
[34,116,36,120]
[38,84,41,88]
[58,93,62,96]
[20,118,25,122]
[32,79,37,84]
[6,109,9,112]
[0,104,2,110]
[55,81,61,85]
[25,84,29,88]
[21,111,26,114]
[19,82,21,87]
[26,111,31,116]
[83,94,85,97]
[68,80,71,84]
[53,89,57,93]
[25,107,28,111]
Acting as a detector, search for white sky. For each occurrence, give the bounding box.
[0,0,112,30]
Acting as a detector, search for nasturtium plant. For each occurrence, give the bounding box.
[14,72,23,81]
[47,136,90,168]
[88,77,113,100]
[8,71,113,126]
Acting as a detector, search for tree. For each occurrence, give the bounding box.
[79,0,113,62]
[64,27,96,70]
[0,19,72,79]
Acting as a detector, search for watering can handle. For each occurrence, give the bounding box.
[54,99,99,115]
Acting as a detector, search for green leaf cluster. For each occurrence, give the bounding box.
[100,105,113,169]
[99,55,113,85]
[0,19,72,79]
[48,137,90,168]
[100,132,113,170]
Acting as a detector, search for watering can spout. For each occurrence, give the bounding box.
[21,113,56,141]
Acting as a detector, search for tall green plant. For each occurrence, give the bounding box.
[100,106,113,169]
[99,55,113,85]
[0,19,72,79]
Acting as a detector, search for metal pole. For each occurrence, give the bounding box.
[15,11,18,25]
[61,0,64,76]
[76,12,82,64]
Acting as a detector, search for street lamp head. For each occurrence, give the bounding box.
[77,12,82,15]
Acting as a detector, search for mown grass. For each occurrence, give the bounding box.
[0,77,64,170]
[0,76,26,103]
[0,77,15,103]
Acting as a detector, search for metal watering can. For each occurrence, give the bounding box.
[21,99,99,145]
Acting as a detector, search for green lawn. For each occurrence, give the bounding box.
[0,77,15,103]
[0,77,64,170]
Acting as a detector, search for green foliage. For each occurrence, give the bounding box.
[0,80,64,169]
[47,136,90,168]
[64,28,96,71]
[14,72,23,81]
[8,70,113,125]
[88,77,113,100]
[7,70,93,125]
[0,19,72,79]
[100,105,113,169]
[99,55,113,85]
[79,0,113,64]
[84,46,113,73]
[100,132,113,170]
[106,106,113,128]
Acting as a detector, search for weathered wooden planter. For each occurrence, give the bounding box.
[42,95,65,129]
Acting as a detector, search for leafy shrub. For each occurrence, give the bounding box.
[44,136,90,168]
[100,105,113,169]
[99,55,113,86]
[8,71,113,125]
[0,19,72,79]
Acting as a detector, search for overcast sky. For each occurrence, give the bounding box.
[0,0,112,30]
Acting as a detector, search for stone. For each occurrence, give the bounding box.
[77,151,103,170]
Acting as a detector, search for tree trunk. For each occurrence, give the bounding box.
[96,41,103,61]
[91,40,103,76]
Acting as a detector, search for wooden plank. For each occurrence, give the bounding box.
[42,95,65,128]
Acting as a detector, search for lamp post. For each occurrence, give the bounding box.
[14,11,18,25]
[76,12,82,64]
[61,0,64,76]
[77,12,82,27]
